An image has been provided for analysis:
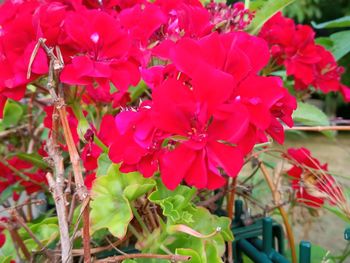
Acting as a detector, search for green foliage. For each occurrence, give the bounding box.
[247,0,296,34]
[292,102,335,138]
[284,0,321,23]
[137,181,233,263]
[312,16,350,29]
[18,217,59,252]
[96,153,113,176]
[90,163,155,238]
[330,30,350,60]
[316,30,350,61]
[0,100,24,130]
[129,80,149,102]
[149,180,197,224]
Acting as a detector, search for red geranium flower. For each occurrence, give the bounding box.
[60,10,140,99]
[0,157,47,198]
[152,77,247,189]
[260,12,350,101]
[286,148,346,208]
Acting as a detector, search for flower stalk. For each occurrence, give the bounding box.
[260,162,297,263]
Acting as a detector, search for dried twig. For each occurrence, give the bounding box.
[9,227,31,261]
[226,178,237,263]
[0,124,29,139]
[95,254,191,263]
[285,125,350,131]
[260,162,297,263]
[31,38,91,262]
[46,170,72,263]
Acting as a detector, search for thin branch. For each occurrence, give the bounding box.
[32,38,91,262]
[46,170,72,263]
[0,124,29,139]
[0,199,45,214]
[95,254,191,263]
[10,209,55,260]
[260,162,297,263]
[9,227,31,261]
[285,125,350,131]
[71,233,131,256]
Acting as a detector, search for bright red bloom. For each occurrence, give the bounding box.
[168,32,296,144]
[109,101,163,178]
[81,114,119,172]
[260,12,350,101]
[84,173,96,190]
[286,148,345,208]
[0,0,48,117]
[0,157,47,198]
[120,3,167,45]
[152,77,247,189]
[60,10,140,97]
[107,31,296,190]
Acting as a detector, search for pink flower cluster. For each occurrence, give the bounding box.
[259,12,350,101]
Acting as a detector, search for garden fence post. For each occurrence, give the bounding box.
[299,241,311,263]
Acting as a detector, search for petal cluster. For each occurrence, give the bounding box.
[286,147,345,208]
[108,31,296,189]
[259,12,350,101]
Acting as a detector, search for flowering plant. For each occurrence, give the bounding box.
[0,0,350,262]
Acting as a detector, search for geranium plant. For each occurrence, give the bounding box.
[0,0,350,262]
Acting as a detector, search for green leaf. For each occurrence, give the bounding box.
[31,224,59,244]
[96,153,112,176]
[15,152,49,170]
[18,217,59,251]
[91,165,155,237]
[247,0,296,35]
[312,16,350,29]
[330,30,350,60]
[1,100,23,128]
[123,174,156,201]
[176,248,201,263]
[149,180,196,224]
[188,207,233,242]
[0,256,15,263]
[292,102,334,138]
[90,193,132,238]
[315,37,334,50]
[0,231,16,259]
[129,80,149,102]
[105,164,156,201]
[0,185,16,204]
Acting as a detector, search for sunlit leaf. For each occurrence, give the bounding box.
[247,0,296,34]
[2,100,23,128]
[292,102,335,138]
[312,16,350,29]
[330,30,350,60]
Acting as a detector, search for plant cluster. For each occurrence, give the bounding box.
[0,0,349,262]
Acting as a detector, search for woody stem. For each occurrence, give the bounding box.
[260,162,297,263]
